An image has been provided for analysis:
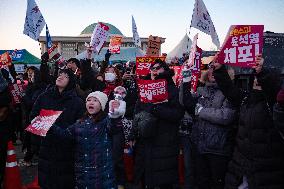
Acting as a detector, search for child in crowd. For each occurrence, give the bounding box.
[50,91,119,189]
[109,86,127,118]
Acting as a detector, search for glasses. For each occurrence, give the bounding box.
[58,72,69,79]
[150,65,162,71]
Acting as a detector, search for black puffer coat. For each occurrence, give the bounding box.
[134,70,184,187]
[30,86,85,189]
[214,66,284,189]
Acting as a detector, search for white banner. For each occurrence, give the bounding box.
[132,15,141,48]
[90,22,110,53]
[190,0,220,48]
[23,0,46,41]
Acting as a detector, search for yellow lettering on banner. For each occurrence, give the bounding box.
[230,26,252,36]
[136,57,166,63]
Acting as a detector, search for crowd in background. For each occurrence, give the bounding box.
[1,48,284,189]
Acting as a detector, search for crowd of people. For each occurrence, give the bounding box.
[1,48,284,189]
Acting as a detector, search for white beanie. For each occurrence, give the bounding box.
[86,91,108,111]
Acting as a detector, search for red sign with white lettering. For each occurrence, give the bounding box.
[136,57,166,76]
[217,25,264,67]
[137,79,168,104]
[25,109,63,137]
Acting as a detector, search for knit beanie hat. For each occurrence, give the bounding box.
[86,91,108,111]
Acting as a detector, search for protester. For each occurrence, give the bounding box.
[67,58,81,77]
[21,66,47,167]
[108,86,127,119]
[183,66,237,189]
[30,69,85,189]
[273,83,284,142]
[178,67,196,189]
[131,59,184,189]
[0,71,12,186]
[49,91,117,189]
[102,66,123,96]
[78,48,106,94]
[212,55,284,189]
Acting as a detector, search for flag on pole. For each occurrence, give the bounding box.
[132,15,141,48]
[46,25,52,50]
[23,0,46,41]
[190,0,220,49]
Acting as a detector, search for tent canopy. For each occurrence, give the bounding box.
[166,34,192,62]
[0,49,41,64]
[76,47,145,62]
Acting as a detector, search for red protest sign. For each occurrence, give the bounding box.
[25,109,63,137]
[137,79,168,104]
[136,56,166,76]
[170,66,182,86]
[9,82,27,105]
[217,25,264,68]
[109,35,122,54]
[0,52,12,68]
[191,72,200,92]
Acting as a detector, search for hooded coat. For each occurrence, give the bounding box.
[31,72,85,189]
[214,66,284,189]
[133,68,184,187]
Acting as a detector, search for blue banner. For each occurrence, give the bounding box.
[0,50,24,61]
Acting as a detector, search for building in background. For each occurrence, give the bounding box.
[38,22,165,60]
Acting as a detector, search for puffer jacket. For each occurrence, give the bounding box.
[50,114,117,189]
[31,86,85,189]
[191,83,236,156]
[133,69,184,187]
[214,66,284,189]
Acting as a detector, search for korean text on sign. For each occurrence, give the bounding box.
[146,35,162,56]
[90,22,110,53]
[109,35,122,54]
[137,79,168,104]
[217,25,264,67]
[25,109,63,137]
[136,56,166,76]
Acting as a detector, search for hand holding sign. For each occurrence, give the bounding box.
[217,25,264,68]
[25,109,63,136]
[252,54,264,74]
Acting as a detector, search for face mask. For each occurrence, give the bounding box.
[105,73,116,82]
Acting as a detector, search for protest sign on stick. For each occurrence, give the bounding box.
[90,22,110,53]
[216,25,264,68]
[109,35,122,54]
[0,52,12,68]
[136,56,166,77]
[146,35,161,56]
[25,109,63,137]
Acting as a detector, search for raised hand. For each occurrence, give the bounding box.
[252,54,264,74]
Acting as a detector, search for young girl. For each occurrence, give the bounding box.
[50,91,117,189]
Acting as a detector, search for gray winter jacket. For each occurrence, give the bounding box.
[191,83,236,156]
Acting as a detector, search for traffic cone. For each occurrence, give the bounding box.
[3,141,23,189]
[25,175,40,189]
